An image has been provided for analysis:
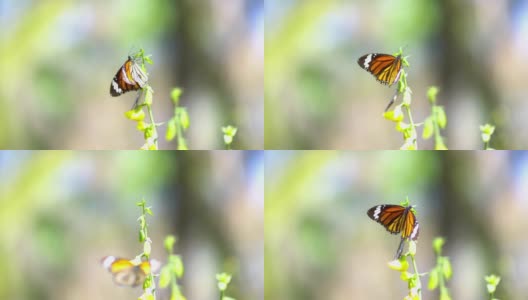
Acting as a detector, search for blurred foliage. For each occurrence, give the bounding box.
[265,0,526,149]
[0,151,262,300]
[265,151,520,299]
[0,0,263,149]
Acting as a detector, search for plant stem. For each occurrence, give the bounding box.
[433,108,443,148]
[146,103,159,149]
[176,114,187,150]
[410,254,422,299]
[404,104,418,149]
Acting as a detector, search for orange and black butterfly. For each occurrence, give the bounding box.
[357,53,402,87]
[357,53,404,111]
[367,204,419,258]
[101,256,155,287]
[110,56,148,97]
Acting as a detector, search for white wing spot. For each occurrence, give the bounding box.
[411,223,419,240]
[373,206,382,219]
[363,54,373,68]
[112,80,122,94]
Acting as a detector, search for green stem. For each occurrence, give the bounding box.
[176,120,186,149]
[437,257,446,298]
[138,201,156,299]
[146,103,159,149]
[410,253,422,299]
[432,106,443,148]
[404,104,418,149]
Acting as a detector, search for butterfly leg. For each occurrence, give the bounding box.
[395,237,405,259]
[384,89,400,112]
[131,90,143,109]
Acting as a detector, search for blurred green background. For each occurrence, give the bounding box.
[0,150,263,299]
[0,0,263,149]
[265,0,528,149]
[265,150,528,299]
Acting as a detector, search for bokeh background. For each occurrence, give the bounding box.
[0,0,263,149]
[265,151,528,299]
[265,0,528,149]
[0,150,263,299]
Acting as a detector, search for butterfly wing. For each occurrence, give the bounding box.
[101,256,150,287]
[367,205,419,240]
[401,207,419,240]
[367,204,406,235]
[357,53,402,86]
[110,57,148,97]
[115,265,147,287]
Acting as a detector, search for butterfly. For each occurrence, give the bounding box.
[110,56,148,97]
[357,53,402,87]
[367,204,419,258]
[357,53,404,111]
[101,256,154,287]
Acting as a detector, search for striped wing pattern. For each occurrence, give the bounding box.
[357,53,402,86]
[367,204,419,240]
[110,56,148,97]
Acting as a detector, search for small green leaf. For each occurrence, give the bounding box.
[433,237,445,255]
[159,266,171,288]
[142,292,155,300]
[485,274,501,293]
[144,125,154,139]
[439,287,452,300]
[145,207,153,215]
[402,87,412,106]
[143,240,151,255]
[177,141,188,150]
[143,86,153,106]
[142,275,151,289]
[402,127,413,139]
[383,105,404,122]
[139,229,146,242]
[400,271,412,281]
[436,106,447,128]
[435,141,448,150]
[427,86,439,103]
[164,235,176,253]
[172,255,184,278]
[125,107,145,121]
[442,257,452,279]
[480,124,495,143]
[428,269,439,290]
[178,108,190,130]
[388,258,408,271]
[422,117,434,139]
[408,240,417,256]
[171,88,183,105]
[216,272,232,292]
[222,126,237,145]
[166,118,177,141]
[137,121,147,131]
[486,283,496,294]
[396,121,409,133]
[400,139,417,150]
